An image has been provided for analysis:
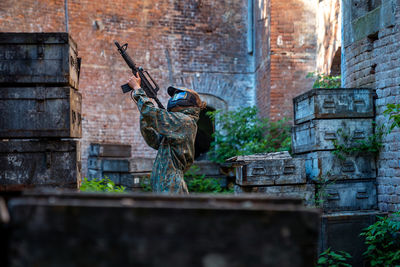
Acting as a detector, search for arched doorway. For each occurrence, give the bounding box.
[195,106,215,160]
[330,47,341,76]
[194,93,227,160]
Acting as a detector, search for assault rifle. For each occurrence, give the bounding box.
[114,41,165,109]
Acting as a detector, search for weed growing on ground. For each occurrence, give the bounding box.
[184,165,233,193]
[317,248,352,267]
[80,177,126,193]
[360,212,400,266]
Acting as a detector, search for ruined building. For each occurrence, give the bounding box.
[4,0,399,213]
[0,0,341,175]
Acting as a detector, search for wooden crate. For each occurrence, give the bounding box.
[319,179,377,212]
[0,139,81,190]
[89,143,131,158]
[234,158,306,186]
[293,88,375,124]
[0,86,81,138]
[292,119,374,154]
[234,183,316,206]
[296,151,376,181]
[0,32,80,88]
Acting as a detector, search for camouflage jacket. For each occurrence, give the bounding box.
[134,89,199,194]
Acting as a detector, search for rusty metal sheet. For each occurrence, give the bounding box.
[292,119,374,154]
[0,86,81,138]
[0,139,81,189]
[296,151,376,181]
[293,88,375,124]
[0,32,80,89]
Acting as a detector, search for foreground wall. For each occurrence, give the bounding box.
[1,193,320,267]
[342,0,400,212]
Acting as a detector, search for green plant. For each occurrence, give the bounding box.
[360,212,400,266]
[331,123,385,160]
[207,106,291,163]
[80,177,126,193]
[383,103,400,133]
[307,72,341,89]
[184,165,233,193]
[315,175,336,208]
[317,248,352,267]
[140,175,152,192]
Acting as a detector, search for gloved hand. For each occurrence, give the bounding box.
[128,73,141,90]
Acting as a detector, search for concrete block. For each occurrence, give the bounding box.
[5,192,321,267]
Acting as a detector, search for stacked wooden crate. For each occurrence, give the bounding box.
[229,152,315,206]
[292,88,378,212]
[88,143,153,191]
[0,32,82,190]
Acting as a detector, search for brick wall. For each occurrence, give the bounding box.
[268,0,317,121]
[255,0,271,119]
[0,0,342,177]
[255,0,341,120]
[0,0,254,175]
[0,0,66,32]
[342,0,400,212]
[316,0,341,75]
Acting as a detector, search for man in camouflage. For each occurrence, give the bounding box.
[128,74,206,194]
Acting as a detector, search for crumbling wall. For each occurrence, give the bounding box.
[342,0,400,212]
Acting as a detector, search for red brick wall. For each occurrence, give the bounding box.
[255,0,271,119]
[0,0,253,175]
[268,0,317,121]
[0,0,343,177]
[0,0,65,32]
